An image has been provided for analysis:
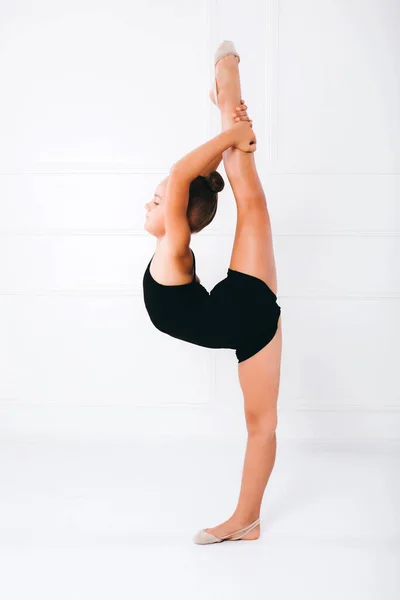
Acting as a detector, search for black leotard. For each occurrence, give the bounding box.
[142,248,281,363]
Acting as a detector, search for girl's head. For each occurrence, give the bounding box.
[144,171,225,238]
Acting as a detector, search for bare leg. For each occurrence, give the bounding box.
[216,58,278,292]
[204,55,282,542]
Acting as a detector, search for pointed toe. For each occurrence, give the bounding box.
[214,40,241,66]
[193,517,261,544]
[211,40,241,109]
[193,529,222,545]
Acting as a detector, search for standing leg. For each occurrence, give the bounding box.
[203,54,282,542]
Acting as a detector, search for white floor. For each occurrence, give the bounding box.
[0,436,399,600]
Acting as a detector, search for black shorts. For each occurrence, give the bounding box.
[146,266,281,364]
[208,268,281,363]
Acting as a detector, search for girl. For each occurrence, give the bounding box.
[143,41,282,544]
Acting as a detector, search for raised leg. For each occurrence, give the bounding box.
[202,53,282,542]
[216,56,278,294]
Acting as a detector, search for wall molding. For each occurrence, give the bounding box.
[0,229,399,237]
[264,0,400,176]
[1,2,399,175]
[0,1,218,177]
[1,169,399,176]
[281,404,400,412]
[0,399,399,411]
[266,0,279,171]
[0,166,170,175]
[0,290,399,298]
[2,0,399,434]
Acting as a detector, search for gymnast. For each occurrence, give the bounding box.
[143,41,282,544]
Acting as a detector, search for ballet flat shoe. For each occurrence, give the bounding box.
[211,40,241,108]
[193,517,260,545]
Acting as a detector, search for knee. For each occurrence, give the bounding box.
[245,411,277,438]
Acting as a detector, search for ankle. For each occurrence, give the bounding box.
[231,511,260,524]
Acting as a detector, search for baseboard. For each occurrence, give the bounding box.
[0,404,399,443]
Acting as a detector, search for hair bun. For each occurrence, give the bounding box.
[205,171,225,194]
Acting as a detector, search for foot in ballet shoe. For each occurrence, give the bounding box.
[193,516,260,545]
[209,40,241,107]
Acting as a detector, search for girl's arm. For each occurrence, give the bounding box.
[163,130,235,256]
[163,122,253,255]
[198,102,252,176]
[198,153,223,177]
[171,129,236,181]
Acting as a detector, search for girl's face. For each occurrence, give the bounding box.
[144,177,168,238]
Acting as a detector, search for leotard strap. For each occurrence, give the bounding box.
[190,249,196,282]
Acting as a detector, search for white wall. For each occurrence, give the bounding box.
[1,0,399,442]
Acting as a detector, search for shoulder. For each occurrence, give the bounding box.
[156,239,192,262]
[150,242,194,285]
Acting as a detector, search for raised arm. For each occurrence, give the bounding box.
[198,101,252,177]
[171,128,236,181]
[162,129,236,256]
[164,123,254,256]
[171,127,237,181]
[171,120,255,181]
[198,152,223,178]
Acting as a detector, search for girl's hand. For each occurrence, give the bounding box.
[232,99,253,126]
[231,120,257,153]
